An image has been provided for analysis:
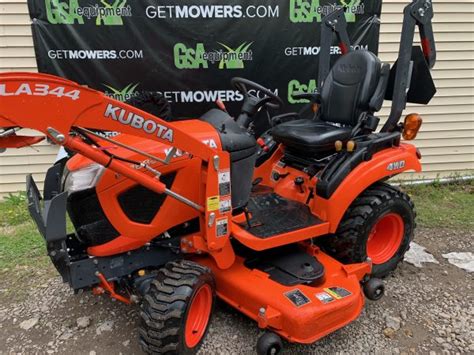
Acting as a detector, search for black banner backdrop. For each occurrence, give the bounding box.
[28,0,382,117]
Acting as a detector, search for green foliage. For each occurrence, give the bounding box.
[401,179,474,229]
[0,221,48,270]
[0,192,30,227]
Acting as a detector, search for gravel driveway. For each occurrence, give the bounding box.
[1,227,472,354]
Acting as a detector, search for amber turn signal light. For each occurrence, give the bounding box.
[402,114,423,140]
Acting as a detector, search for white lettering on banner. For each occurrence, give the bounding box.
[47,50,144,60]
[159,89,278,104]
[146,5,279,19]
[284,44,369,56]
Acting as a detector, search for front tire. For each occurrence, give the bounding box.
[139,260,215,354]
[322,182,415,278]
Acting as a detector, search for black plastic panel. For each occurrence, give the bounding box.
[118,173,176,224]
[67,188,119,246]
[245,245,325,286]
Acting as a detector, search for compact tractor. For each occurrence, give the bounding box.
[0,1,436,354]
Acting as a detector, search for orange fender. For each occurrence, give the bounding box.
[313,143,421,233]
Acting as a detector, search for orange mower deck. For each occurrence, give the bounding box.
[195,246,371,344]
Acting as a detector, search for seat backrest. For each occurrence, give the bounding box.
[320,50,388,126]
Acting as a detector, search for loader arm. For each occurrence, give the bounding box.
[0,72,235,268]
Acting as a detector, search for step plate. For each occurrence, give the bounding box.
[240,192,322,238]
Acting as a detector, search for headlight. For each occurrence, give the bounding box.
[63,163,105,193]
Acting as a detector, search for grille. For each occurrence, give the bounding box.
[67,188,119,246]
[118,173,176,224]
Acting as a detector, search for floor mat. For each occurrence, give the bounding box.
[240,192,322,238]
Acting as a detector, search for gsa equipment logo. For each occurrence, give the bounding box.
[103,83,139,101]
[173,42,253,70]
[288,79,317,104]
[289,0,365,23]
[45,0,132,25]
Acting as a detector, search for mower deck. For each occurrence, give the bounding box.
[195,247,370,344]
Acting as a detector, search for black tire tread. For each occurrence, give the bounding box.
[322,182,416,277]
[139,260,214,354]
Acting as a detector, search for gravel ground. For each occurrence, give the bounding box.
[0,227,473,354]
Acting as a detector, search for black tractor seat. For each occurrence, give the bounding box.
[272,50,389,155]
[271,120,352,154]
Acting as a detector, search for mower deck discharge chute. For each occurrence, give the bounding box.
[0,1,436,353]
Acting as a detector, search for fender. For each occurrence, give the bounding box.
[312,143,421,233]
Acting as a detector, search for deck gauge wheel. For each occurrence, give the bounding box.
[257,332,283,355]
[363,278,385,301]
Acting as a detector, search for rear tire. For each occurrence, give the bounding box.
[321,182,415,278]
[139,260,215,354]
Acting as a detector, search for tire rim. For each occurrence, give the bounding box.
[185,284,213,348]
[367,213,404,264]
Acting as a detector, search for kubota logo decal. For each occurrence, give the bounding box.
[289,0,364,23]
[103,83,139,102]
[45,0,132,26]
[173,42,253,70]
[104,104,174,142]
[287,79,317,104]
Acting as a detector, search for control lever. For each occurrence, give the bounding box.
[271,112,299,126]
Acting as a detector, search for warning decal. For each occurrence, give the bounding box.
[218,169,231,196]
[315,291,335,304]
[219,196,232,213]
[284,289,311,307]
[216,217,228,237]
[324,287,352,300]
[207,196,219,212]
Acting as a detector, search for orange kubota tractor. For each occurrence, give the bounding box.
[0,1,436,354]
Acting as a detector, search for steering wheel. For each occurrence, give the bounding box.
[232,77,283,110]
[231,77,284,128]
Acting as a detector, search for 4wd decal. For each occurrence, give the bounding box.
[104,104,174,142]
[387,160,406,171]
[0,83,80,100]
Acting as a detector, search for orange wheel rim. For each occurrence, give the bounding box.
[185,284,212,348]
[367,213,404,264]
